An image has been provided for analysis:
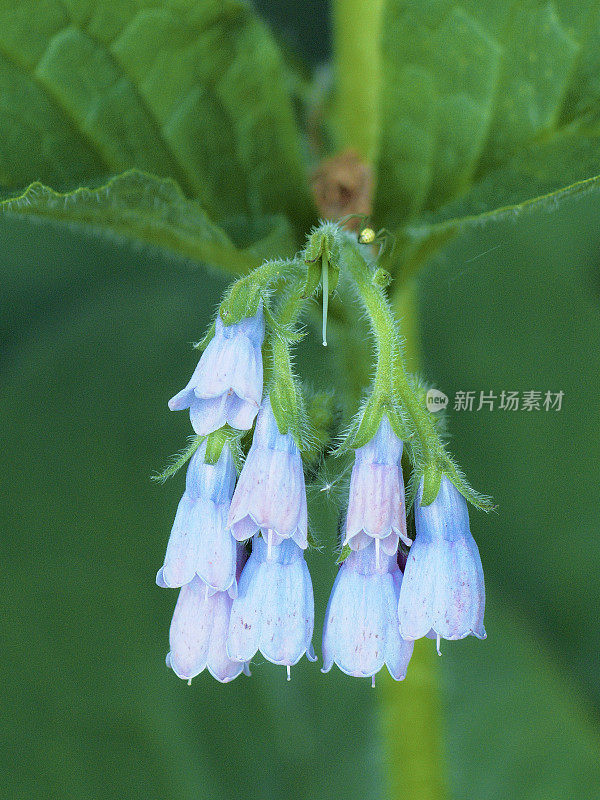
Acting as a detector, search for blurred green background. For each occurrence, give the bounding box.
[2,1,600,798]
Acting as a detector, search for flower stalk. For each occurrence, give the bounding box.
[333,0,385,160]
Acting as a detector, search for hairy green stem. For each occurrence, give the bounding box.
[237,257,298,297]
[393,278,420,371]
[341,242,395,400]
[271,273,306,326]
[264,275,308,445]
[341,240,439,463]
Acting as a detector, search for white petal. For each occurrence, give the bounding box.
[226,393,260,431]
[398,538,437,641]
[206,592,245,682]
[168,578,213,679]
[189,394,228,436]
[226,553,263,662]
[322,566,386,677]
[195,503,237,593]
[258,555,314,666]
[168,357,205,411]
[158,494,200,588]
[383,570,413,680]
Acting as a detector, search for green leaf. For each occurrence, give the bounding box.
[0,170,296,276]
[0,0,312,227]
[375,0,600,226]
[474,0,579,166]
[389,131,600,279]
[376,3,501,219]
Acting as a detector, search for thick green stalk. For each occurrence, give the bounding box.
[333,0,384,160]
[393,279,420,371]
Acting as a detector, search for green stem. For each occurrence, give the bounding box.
[333,0,384,160]
[393,278,420,372]
[220,258,301,326]
[271,273,306,326]
[242,258,298,296]
[264,276,308,445]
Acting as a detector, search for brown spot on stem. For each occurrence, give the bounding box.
[311,150,373,228]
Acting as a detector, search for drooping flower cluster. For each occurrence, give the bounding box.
[157,304,314,682]
[156,223,489,685]
[324,418,486,682]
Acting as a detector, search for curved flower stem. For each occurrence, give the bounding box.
[269,271,306,327]
[264,275,309,445]
[340,243,394,400]
[341,239,439,462]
